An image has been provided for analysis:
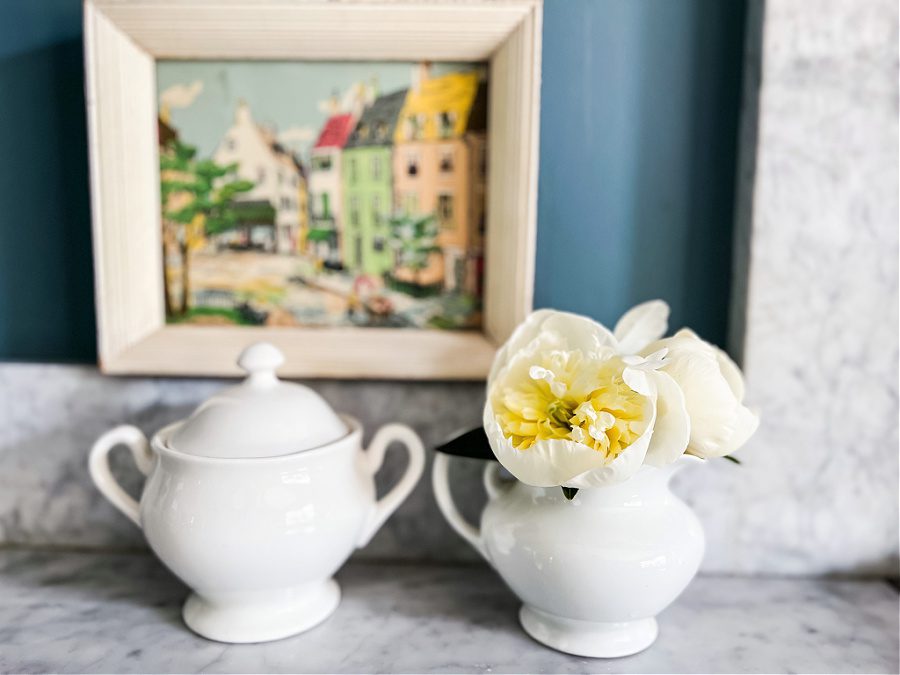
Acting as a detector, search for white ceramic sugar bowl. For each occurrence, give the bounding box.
[89,343,424,644]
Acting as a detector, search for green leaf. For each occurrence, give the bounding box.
[723,455,742,465]
[561,486,579,500]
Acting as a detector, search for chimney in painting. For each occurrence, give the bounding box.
[235,99,252,124]
[327,91,340,115]
[413,61,432,93]
[348,82,372,119]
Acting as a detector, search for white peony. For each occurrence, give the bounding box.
[641,329,759,459]
[483,303,691,488]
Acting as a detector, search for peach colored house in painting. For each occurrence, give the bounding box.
[392,67,487,295]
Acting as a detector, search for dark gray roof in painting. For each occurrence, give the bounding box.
[466,82,488,133]
[344,89,408,149]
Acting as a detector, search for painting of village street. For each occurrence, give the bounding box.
[157,61,488,329]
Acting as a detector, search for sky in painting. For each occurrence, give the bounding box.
[156,61,482,161]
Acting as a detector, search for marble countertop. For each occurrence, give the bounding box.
[1,550,897,674]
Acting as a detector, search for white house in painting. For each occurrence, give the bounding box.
[308,113,355,264]
[214,101,304,254]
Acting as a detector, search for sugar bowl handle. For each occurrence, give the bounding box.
[432,454,506,562]
[357,424,425,547]
[89,425,154,528]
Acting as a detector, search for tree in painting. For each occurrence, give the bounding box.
[387,213,441,293]
[160,138,254,316]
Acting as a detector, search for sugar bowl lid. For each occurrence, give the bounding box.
[168,342,348,459]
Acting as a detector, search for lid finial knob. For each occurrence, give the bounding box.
[238,342,285,386]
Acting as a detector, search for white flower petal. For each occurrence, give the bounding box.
[694,403,760,458]
[574,401,597,421]
[714,346,746,400]
[643,331,758,460]
[613,299,670,354]
[487,310,556,386]
[488,310,615,387]
[644,371,691,467]
[622,365,652,396]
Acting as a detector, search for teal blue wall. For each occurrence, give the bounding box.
[0,0,746,363]
[535,0,746,343]
[0,0,95,360]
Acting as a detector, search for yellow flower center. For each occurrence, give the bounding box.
[492,349,648,460]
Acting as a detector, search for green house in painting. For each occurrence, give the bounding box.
[341,89,407,276]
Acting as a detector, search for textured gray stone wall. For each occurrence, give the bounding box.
[1,0,897,576]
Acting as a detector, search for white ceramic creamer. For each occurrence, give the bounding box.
[433,454,704,658]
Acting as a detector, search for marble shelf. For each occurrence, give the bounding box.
[1,550,897,674]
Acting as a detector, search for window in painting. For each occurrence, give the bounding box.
[454,256,466,290]
[438,194,454,228]
[372,195,382,225]
[405,113,426,141]
[372,155,383,181]
[439,149,454,173]
[350,196,360,227]
[406,153,419,177]
[437,111,457,139]
[313,155,332,172]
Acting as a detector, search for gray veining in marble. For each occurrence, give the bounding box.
[706,0,899,576]
[1,550,897,674]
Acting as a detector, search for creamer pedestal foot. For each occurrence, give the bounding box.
[519,605,658,658]
[182,579,341,644]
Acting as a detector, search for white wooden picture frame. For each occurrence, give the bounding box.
[84,0,542,379]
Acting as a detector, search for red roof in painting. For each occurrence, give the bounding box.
[313,113,355,150]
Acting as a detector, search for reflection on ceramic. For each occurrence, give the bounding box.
[89,344,424,644]
[433,454,704,658]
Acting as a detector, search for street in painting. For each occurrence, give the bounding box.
[158,61,487,330]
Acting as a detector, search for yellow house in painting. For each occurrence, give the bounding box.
[392,66,487,296]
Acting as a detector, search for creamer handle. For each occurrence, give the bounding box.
[357,424,425,547]
[88,425,153,528]
[432,454,505,562]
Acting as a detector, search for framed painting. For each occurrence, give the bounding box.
[84,0,542,379]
